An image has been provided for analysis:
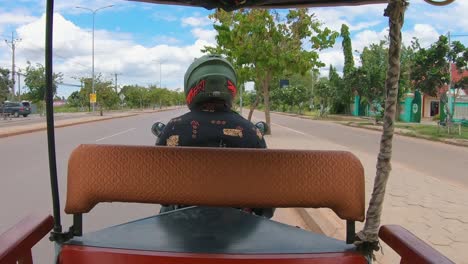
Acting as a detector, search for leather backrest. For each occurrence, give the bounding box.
[65,144,365,221]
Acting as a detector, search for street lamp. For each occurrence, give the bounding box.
[152,60,162,88]
[76,5,114,112]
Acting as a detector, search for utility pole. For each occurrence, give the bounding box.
[448,31,452,90]
[113,72,122,93]
[4,32,21,98]
[17,71,21,100]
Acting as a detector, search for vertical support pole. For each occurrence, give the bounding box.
[92,12,95,112]
[356,0,408,245]
[45,0,62,235]
[346,220,355,244]
[73,214,83,237]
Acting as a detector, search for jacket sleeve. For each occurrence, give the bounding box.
[156,124,172,146]
[258,136,267,148]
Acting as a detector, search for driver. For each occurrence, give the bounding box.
[156,54,266,149]
[156,54,273,218]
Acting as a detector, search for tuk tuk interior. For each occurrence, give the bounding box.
[0,0,457,264]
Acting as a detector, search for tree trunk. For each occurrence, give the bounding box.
[357,0,407,245]
[248,94,260,121]
[263,72,272,135]
[440,93,453,126]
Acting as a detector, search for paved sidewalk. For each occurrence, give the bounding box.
[258,119,468,264]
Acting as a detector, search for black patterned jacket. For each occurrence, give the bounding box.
[156,104,266,149]
[156,103,273,218]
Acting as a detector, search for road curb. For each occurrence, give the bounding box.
[271,111,468,148]
[0,107,179,139]
[343,122,468,148]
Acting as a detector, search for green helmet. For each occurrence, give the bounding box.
[184,54,237,109]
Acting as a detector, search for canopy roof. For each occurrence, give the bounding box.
[129,0,387,11]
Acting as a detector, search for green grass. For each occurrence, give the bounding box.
[350,122,468,140]
[53,105,86,113]
[395,124,468,140]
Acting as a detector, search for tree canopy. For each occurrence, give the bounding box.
[205,8,337,134]
[0,67,12,102]
[23,62,63,102]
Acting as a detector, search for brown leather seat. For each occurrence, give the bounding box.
[65,144,365,222]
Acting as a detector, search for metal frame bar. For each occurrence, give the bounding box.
[346,220,355,244]
[45,0,62,237]
[73,214,83,237]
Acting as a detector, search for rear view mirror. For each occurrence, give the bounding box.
[151,122,166,137]
[255,121,269,136]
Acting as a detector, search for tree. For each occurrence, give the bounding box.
[270,71,316,113]
[359,41,388,123]
[341,24,355,77]
[411,36,468,122]
[206,8,337,134]
[399,41,416,96]
[121,85,148,108]
[314,77,334,117]
[67,91,86,108]
[96,84,119,109]
[328,64,344,113]
[340,24,356,114]
[455,76,468,90]
[411,36,449,97]
[24,62,63,103]
[0,68,12,102]
[77,75,118,111]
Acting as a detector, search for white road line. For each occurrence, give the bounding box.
[271,122,307,135]
[95,128,136,142]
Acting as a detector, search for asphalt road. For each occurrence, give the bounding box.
[1,108,467,262]
[252,111,468,188]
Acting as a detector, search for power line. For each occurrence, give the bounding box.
[20,39,91,70]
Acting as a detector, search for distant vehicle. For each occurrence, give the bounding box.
[0,101,31,117]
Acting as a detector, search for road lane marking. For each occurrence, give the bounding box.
[95,128,136,142]
[271,122,307,135]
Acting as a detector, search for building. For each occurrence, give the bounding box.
[421,64,468,119]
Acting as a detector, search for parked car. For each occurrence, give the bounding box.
[0,101,31,117]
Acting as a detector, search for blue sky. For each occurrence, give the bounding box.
[0,0,467,97]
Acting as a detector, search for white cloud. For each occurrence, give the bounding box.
[181,16,212,27]
[310,4,386,32]
[191,28,217,44]
[317,23,440,76]
[0,13,218,97]
[318,46,344,76]
[153,12,178,22]
[54,0,123,15]
[0,8,37,36]
[353,28,389,51]
[154,35,180,45]
[407,0,468,33]
[402,24,440,48]
[0,12,36,25]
